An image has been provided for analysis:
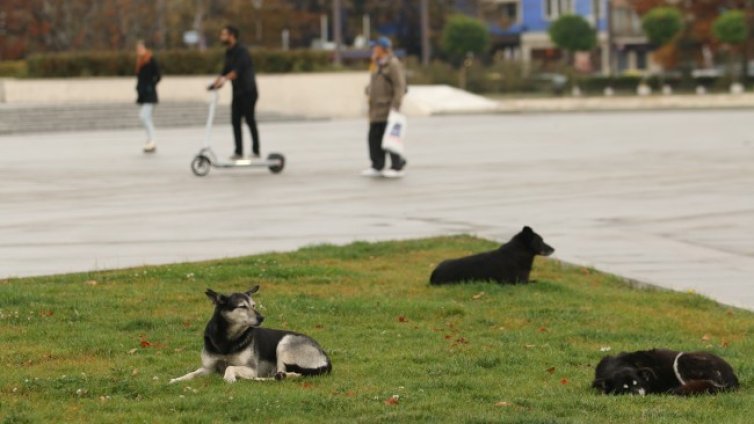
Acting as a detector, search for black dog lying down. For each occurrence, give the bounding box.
[592,348,739,396]
[429,226,554,285]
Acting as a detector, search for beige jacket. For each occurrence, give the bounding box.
[367,55,406,123]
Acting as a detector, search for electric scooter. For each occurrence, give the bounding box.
[190,87,285,177]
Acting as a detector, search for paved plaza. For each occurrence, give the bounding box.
[1,110,752,309]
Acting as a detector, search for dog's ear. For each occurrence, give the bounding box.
[205,289,227,305]
[522,226,533,234]
[245,285,260,296]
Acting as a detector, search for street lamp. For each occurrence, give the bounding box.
[252,0,263,43]
[333,0,342,66]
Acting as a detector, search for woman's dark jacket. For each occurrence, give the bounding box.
[136,57,161,104]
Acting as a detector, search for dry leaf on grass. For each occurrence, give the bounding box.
[546,367,556,374]
[398,316,408,323]
[472,292,485,300]
[384,395,399,406]
[495,401,512,407]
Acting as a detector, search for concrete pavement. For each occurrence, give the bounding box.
[1,111,753,310]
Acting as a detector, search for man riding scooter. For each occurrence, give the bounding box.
[210,25,261,161]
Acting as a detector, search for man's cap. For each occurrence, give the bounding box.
[369,36,392,49]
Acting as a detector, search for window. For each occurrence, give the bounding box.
[480,0,519,27]
[544,0,573,20]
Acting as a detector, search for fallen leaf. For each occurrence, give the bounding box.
[84,280,98,286]
[140,336,152,348]
[472,292,485,300]
[721,339,730,348]
[524,344,536,349]
[128,348,138,354]
[560,378,569,385]
[444,335,452,340]
[314,324,324,329]
[600,346,612,352]
[398,316,408,323]
[40,310,54,317]
[384,395,399,406]
[538,327,548,333]
[131,368,139,376]
[546,367,556,374]
[701,334,711,342]
[495,401,512,407]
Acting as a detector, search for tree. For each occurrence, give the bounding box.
[713,10,748,83]
[440,14,489,66]
[547,15,597,62]
[641,7,684,47]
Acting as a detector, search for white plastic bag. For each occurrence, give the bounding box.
[381,110,407,156]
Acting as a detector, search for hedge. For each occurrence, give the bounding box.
[24,49,332,78]
[0,60,27,77]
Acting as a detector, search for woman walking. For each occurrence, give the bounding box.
[135,40,161,153]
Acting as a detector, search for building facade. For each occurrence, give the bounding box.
[466,0,650,75]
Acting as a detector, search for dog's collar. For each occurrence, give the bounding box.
[672,352,686,386]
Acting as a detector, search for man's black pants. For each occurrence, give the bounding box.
[231,94,260,156]
[368,121,404,171]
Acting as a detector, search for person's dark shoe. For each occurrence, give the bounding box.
[229,153,243,161]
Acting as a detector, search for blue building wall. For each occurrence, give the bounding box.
[499,0,607,35]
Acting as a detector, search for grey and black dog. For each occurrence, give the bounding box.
[170,286,331,384]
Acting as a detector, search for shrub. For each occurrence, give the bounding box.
[0,60,27,77]
[641,7,684,47]
[441,14,490,66]
[25,49,332,77]
[548,15,597,54]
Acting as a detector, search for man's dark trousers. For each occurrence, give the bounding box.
[368,121,403,171]
[231,93,260,156]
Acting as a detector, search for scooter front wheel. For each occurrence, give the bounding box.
[267,153,285,174]
[191,155,212,177]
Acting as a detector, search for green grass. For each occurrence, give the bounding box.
[0,236,752,423]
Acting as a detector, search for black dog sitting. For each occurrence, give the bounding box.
[592,348,739,396]
[429,226,554,285]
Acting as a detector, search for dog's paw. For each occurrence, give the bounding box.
[275,371,287,381]
[224,375,237,383]
[168,378,179,384]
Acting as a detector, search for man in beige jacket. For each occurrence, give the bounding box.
[362,36,407,178]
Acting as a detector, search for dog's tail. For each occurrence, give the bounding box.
[673,379,737,396]
[285,362,332,377]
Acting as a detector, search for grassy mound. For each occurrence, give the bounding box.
[0,236,750,423]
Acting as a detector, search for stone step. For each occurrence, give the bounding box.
[0,102,305,134]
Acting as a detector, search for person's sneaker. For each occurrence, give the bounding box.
[229,153,243,161]
[360,168,382,177]
[382,169,405,179]
[143,141,156,153]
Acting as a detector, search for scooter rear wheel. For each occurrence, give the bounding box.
[191,155,212,177]
[267,153,285,174]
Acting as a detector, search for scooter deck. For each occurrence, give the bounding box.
[213,159,282,168]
